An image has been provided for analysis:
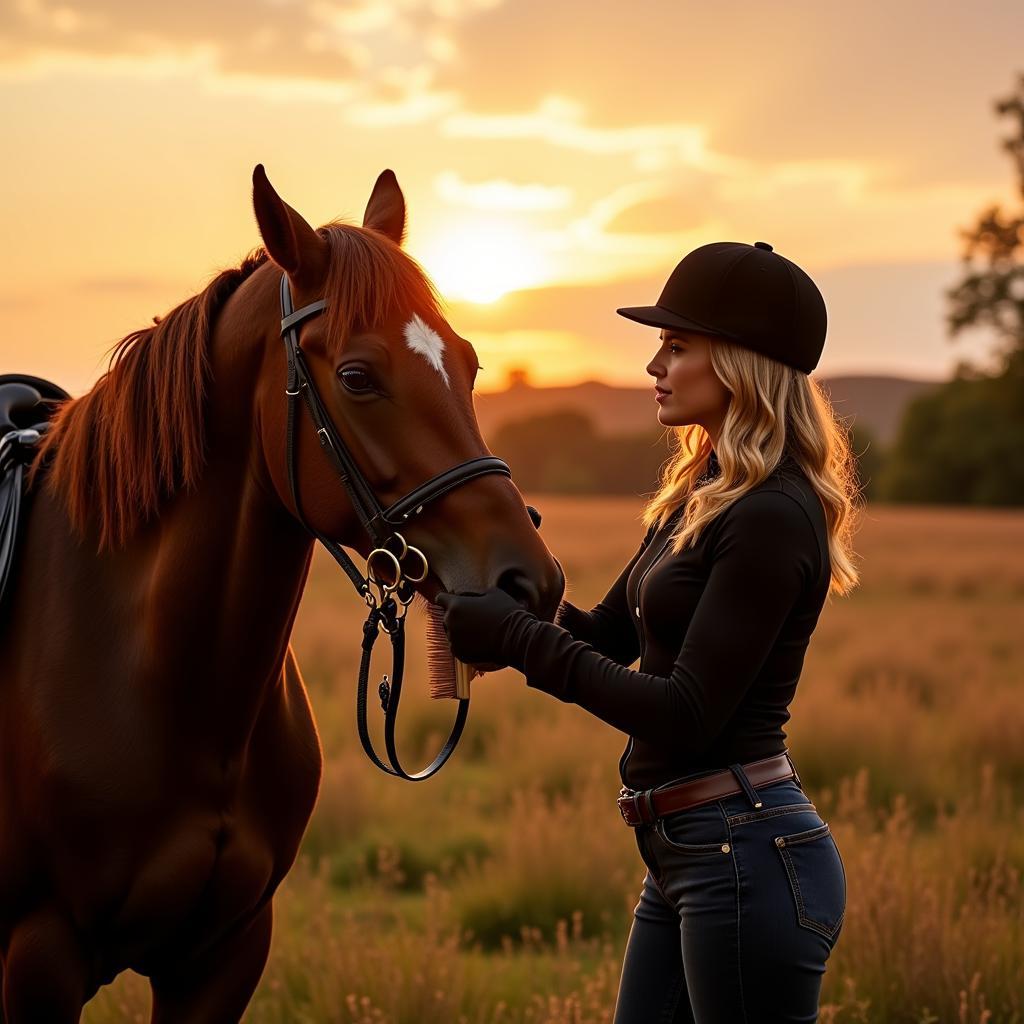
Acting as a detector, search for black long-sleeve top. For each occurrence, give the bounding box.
[498,451,832,790]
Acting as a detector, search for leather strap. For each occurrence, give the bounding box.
[280,300,327,334]
[278,273,489,781]
[357,604,469,781]
[0,374,70,613]
[1,425,50,611]
[617,751,801,827]
[378,456,511,528]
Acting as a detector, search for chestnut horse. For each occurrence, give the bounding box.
[0,166,564,1021]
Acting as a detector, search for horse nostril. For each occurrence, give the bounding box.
[526,504,542,530]
[496,568,539,611]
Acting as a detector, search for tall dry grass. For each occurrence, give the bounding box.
[82,499,1024,1023]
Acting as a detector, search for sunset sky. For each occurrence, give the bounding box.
[2,0,1022,394]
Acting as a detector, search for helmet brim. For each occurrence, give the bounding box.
[615,305,739,341]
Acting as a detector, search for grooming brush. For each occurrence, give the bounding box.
[424,600,480,699]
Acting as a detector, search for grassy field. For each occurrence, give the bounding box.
[83,497,1024,1023]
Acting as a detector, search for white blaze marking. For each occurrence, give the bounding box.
[403,314,451,388]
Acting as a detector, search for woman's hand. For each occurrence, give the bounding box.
[434,588,532,667]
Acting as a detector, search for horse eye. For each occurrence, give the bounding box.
[338,366,376,394]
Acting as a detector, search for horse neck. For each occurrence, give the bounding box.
[132,299,322,746]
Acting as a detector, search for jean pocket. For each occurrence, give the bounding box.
[655,810,732,856]
[773,822,846,941]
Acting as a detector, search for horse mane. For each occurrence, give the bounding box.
[28,223,446,553]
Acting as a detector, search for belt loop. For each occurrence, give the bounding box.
[785,750,803,788]
[729,762,762,809]
[639,788,656,825]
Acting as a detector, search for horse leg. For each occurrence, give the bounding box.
[148,900,273,1024]
[3,908,90,1023]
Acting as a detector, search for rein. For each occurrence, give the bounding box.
[279,274,530,781]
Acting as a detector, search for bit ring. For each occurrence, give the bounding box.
[400,544,429,583]
[366,547,402,594]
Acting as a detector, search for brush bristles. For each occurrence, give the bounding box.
[424,602,477,699]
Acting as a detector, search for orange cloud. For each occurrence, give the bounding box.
[434,170,572,211]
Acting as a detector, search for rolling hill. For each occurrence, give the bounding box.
[474,374,941,447]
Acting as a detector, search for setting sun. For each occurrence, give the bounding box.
[418,220,551,304]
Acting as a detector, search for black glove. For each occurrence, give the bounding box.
[434,587,533,667]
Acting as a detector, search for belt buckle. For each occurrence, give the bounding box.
[618,786,652,827]
[617,786,636,826]
[614,786,638,827]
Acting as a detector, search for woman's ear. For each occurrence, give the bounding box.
[251,163,329,288]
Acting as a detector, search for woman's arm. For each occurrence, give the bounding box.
[498,491,820,758]
[554,524,657,666]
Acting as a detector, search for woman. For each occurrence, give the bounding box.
[435,240,862,1023]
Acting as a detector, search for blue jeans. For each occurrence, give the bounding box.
[612,762,847,1024]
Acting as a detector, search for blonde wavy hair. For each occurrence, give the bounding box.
[640,338,863,598]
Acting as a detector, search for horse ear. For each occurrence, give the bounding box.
[251,164,328,286]
[362,169,406,245]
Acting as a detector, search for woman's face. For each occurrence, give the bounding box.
[646,330,731,436]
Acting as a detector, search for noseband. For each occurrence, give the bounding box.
[279,273,532,781]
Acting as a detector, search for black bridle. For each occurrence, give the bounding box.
[279,273,534,781]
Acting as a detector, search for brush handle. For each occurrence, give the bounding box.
[454,658,474,699]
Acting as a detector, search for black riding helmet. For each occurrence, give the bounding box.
[616,241,827,374]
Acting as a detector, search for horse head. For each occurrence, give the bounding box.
[248,164,565,638]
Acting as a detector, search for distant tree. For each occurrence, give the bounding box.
[883,72,1024,505]
[596,431,672,495]
[491,410,668,495]
[946,72,1024,371]
[506,367,532,389]
[878,367,1024,504]
[492,410,599,492]
[849,423,885,502]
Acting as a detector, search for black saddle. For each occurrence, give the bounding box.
[0,374,70,611]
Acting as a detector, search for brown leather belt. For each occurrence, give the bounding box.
[617,750,802,827]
